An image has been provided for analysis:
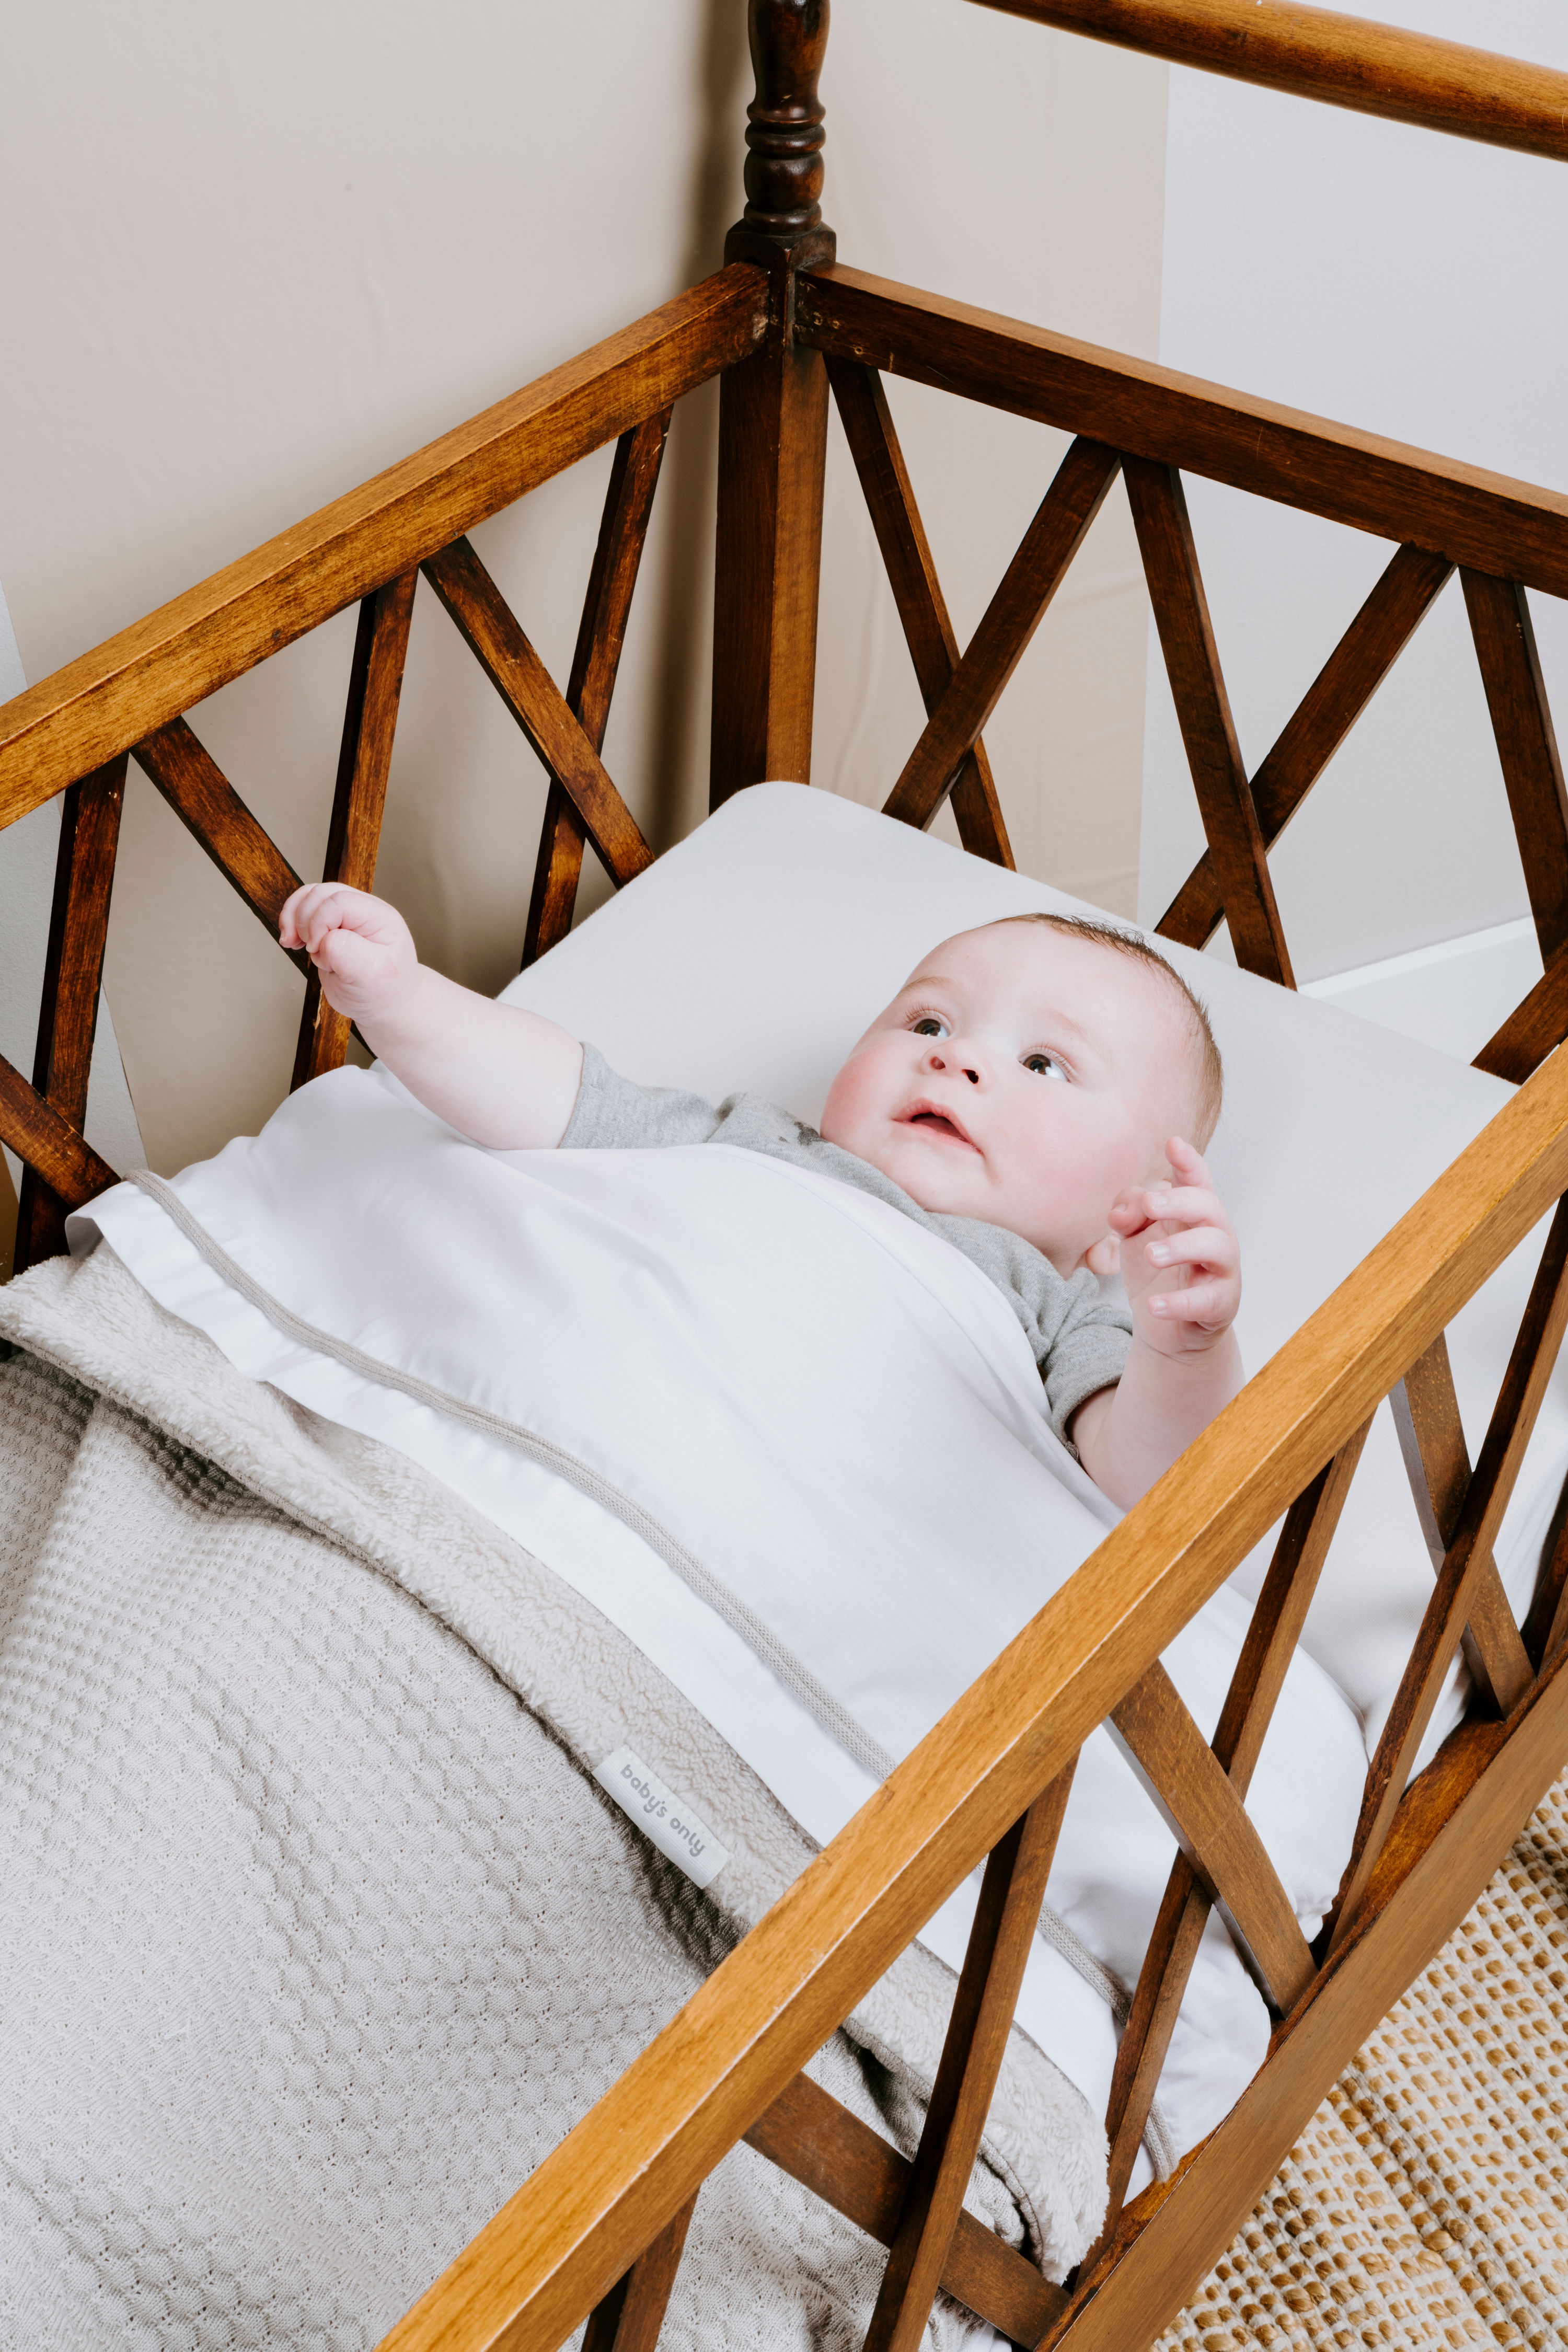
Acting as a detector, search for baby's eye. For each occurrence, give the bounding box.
[1022,1052,1067,1081]
[910,1016,949,1039]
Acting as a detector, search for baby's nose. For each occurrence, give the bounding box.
[927,1044,983,1085]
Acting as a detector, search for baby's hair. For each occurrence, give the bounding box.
[989,912,1224,1146]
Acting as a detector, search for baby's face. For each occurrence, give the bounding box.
[819,924,1197,1273]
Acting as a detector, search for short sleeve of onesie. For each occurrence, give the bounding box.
[560,1043,1131,1450]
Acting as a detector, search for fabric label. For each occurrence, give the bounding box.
[594,1746,730,1890]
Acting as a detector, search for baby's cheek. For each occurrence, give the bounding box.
[819,1054,887,1151]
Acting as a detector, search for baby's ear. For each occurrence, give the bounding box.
[1085,1233,1121,1277]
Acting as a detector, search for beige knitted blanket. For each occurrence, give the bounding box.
[1159,1769,1568,2350]
[0,1245,1103,2351]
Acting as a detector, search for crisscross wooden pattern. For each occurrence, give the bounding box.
[882,436,1120,834]
[133,717,307,950]
[422,536,653,887]
[1125,458,1292,987]
[863,1770,1075,2352]
[1110,1662,1315,2011]
[292,569,418,1090]
[1329,1194,1568,1952]
[1157,544,1453,950]
[0,270,768,827]
[825,358,1012,868]
[14,756,126,1272]
[525,409,671,967]
[1098,1427,1368,2226]
[1391,1334,1532,1714]
[742,2070,1064,2342]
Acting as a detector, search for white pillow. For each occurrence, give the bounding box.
[502,782,1560,1756]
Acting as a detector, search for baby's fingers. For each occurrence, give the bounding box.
[1140,1184,1227,1238]
[1165,1136,1215,1187]
[1147,1276,1235,1327]
[279,884,314,951]
[1144,1223,1237,1274]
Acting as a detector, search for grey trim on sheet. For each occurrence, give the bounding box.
[125,1168,1178,2178]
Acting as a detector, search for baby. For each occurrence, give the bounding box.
[279,884,1242,1508]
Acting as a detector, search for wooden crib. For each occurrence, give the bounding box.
[5,3,1568,2345]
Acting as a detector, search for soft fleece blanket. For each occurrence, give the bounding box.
[0,1246,1104,2352]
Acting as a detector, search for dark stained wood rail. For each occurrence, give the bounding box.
[966,0,1568,165]
[0,269,769,828]
[795,268,1568,600]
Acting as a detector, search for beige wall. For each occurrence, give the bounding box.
[1,1,1165,1174]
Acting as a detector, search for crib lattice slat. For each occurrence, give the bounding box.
[0,1055,114,1210]
[1476,948,1568,1082]
[1099,1426,1368,2221]
[882,437,1121,834]
[1157,542,1454,951]
[1330,1194,1568,1950]
[863,1769,1075,2352]
[825,358,1013,869]
[1110,1662,1315,2011]
[422,535,654,887]
[741,2069,1066,2342]
[1462,568,1568,969]
[582,2193,698,2352]
[133,717,307,950]
[14,756,127,1271]
[292,569,418,1090]
[525,409,671,967]
[1391,1334,1533,1712]
[1125,458,1293,988]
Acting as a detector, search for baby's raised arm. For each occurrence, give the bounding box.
[280,884,582,1148]
[1070,1138,1243,1507]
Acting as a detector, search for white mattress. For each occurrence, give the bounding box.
[497,782,1563,1761]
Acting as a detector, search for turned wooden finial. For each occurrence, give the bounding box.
[726,0,836,271]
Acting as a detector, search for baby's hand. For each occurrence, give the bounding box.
[1097,1137,1240,1358]
[279,883,418,1024]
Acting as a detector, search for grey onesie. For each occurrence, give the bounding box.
[561,1045,1131,1451]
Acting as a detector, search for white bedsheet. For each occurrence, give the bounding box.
[78,1065,1369,2187]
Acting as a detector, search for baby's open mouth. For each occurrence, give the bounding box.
[900,1102,979,1150]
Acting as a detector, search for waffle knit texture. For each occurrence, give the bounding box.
[0,1244,1103,2350]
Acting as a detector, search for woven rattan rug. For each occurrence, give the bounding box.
[1155,1769,1568,2350]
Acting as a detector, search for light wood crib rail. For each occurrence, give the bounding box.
[5,4,1568,2347]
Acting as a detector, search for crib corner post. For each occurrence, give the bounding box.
[710,0,834,811]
